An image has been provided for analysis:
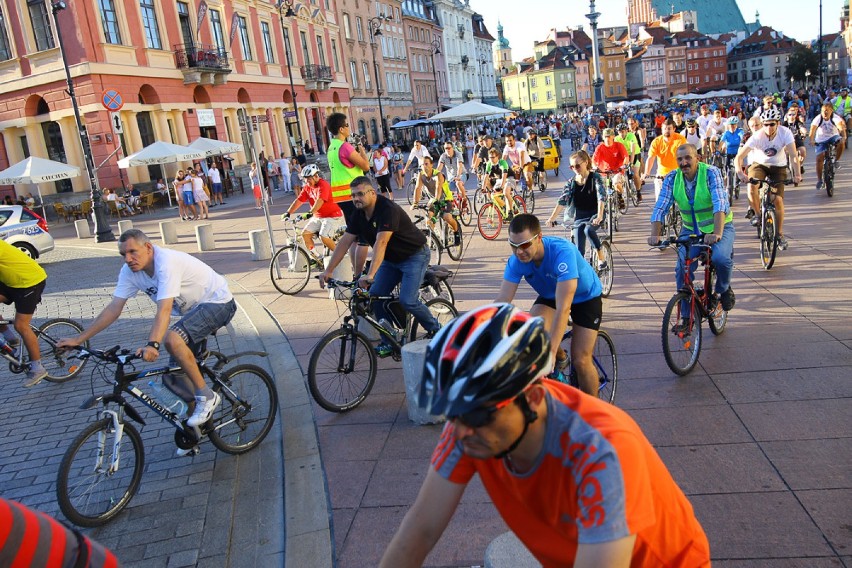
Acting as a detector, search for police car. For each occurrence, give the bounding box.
[0,205,55,259]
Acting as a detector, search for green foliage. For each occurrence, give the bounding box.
[786,44,819,81]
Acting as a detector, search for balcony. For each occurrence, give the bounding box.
[174,43,232,86]
[301,64,333,91]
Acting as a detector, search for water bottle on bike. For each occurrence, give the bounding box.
[148,379,189,419]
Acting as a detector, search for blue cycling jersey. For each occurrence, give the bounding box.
[720,129,744,156]
[504,236,602,303]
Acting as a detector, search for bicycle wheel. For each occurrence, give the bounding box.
[597,241,614,298]
[420,280,455,305]
[607,198,616,240]
[408,298,459,341]
[661,292,702,376]
[824,157,834,197]
[39,318,89,383]
[443,221,463,261]
[308,328,377,412]
[512,194,527,214]
[520,186,536,214]
[473,187,489,215]
[57,418,144,527]
[760,209,778,270]
[706,269,728,336]
[270,244,311,295]
[671,209,683,236]
[458,195,473,226]
[477,203,503,240]
[208,364,278,454]
[406,177,417,205]
[629,179,640,206]
[425,230,442,266]
[593,330,618,404]
[617,190,629,215]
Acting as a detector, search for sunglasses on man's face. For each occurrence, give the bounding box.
[508,233,540,251]
[764,122,778,128]
[450,396,517,428]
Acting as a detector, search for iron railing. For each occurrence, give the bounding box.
[173,43,230,71]
[300,64,332,82]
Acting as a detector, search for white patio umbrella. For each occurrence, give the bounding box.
[187,136,243,158]
[430,101,512,122]
[0,156,81,219]
[118,141,204,207]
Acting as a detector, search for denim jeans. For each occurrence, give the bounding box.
[369,246,439,335]
[573,210,602,256]
[676,224,735,314]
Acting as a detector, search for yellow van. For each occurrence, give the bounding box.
[539,136,561,174]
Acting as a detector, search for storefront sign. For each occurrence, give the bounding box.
[358,107,377,113]
[283,110,297,118]
[197,109,216,127]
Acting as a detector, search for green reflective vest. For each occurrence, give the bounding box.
[328,138,364,204]
[672,162,732,234]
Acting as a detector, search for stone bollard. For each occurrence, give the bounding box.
[160,221,178,244]
[248,229,272,261]
[484,532,540,568]
[117,219,133,235]
[195,223,215,251]
[74,219,90,239]
[400,339,445,425]
[324,255,354,301]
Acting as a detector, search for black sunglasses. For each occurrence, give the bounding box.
[450,396,517,428]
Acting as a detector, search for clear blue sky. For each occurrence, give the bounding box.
[477,0,844,60]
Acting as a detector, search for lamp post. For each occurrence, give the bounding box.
[477,58,488,102]
[586,0,606,112]
[805,69,811,90]
[430,39,442,116]
[276,0,305,154]
[50,1,114,242]
[368,16,389,142]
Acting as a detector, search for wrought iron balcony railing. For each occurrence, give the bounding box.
[173,43,230,71]
[301,64,333,82]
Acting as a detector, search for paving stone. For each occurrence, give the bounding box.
[732,399,852,441]
[761,439,852,491]
[796,489,852,554]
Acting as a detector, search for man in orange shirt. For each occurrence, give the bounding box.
[641,118,687,199]
[592,128,630,207]
[380,304,711,568]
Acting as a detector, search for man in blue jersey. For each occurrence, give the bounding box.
[495,214,603,396]
[719,116,745,191]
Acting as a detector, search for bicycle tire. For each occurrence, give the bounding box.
[824,157,834,197]
[607,198,616,240]
[617,190,629,215]
[425,230,442,266]
[57,418,144,527]
[598,241,614,298]
[39,318,89,383]
[443,221,463,261]
[406,177,417,205]
[420,280,455,306]
[458,195,473,226]
[473,187,488,215]
[593,330,618,403]
[706,268,728,336]
[760,209,778,270]
[512,194,527,214]
[477,203,503,240]
[671,209,683,237]
[629,180,640,207]
[208,364,278,454]
[520,186,536,214]
[308,328,377,412]
[270,244,312,295]
[408,298,459,342]
[661,292,702,376]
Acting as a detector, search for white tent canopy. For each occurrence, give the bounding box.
[187,137,243,157]
[117,141,204,168]
[429,101,512,122]
[0,156,80,185]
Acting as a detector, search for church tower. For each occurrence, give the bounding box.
[494,21,513,76]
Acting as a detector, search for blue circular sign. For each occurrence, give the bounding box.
[101,89,124,111]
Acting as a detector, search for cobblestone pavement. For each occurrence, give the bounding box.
[0,245,284,567]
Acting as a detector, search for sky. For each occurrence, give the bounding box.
[476,0,845,60]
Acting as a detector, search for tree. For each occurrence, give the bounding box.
[786,44,819,83]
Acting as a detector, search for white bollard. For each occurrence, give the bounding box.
[195,223,215,251]
[74,219,90,239]
[400,339,445,425]
[249,229,272,261]
[117,219,133,235]
[160,221,178,244]
[484,532,540,568]
[324,254,354,301]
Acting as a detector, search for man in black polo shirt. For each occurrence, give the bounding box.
[319,176,440,357]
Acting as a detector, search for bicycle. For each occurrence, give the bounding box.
[596,169,624,241]
[624,168,640,209]
[530,160,547,192]
[749,177,793,270]
[413,205,464,262]
[722,155,740,202]
[55,340,278,527]
[0,317,89,383]
[308,278,458,412]
[654,235,728,376]
[821,140,837,197]
[476,183,527,240]
[517,176,536,214]
[270,215,344,295]
[554,220,613,297]
[406,167,430,206]
[551,328,618,403]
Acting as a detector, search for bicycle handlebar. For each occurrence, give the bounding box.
[746,177,795,187]
[649,234,709,251]
[69,344,141,365]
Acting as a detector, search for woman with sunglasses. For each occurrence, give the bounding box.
[380,303,710,567]
[547,151,607,270]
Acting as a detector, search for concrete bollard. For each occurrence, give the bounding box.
[484,532,540,568]
[117,219,133,235]
[249,229,272,261]
[400,339,445,425]
[160,221,178,244]
[324,255,354,301]
[74,219,90,239]
[195,223,215,251]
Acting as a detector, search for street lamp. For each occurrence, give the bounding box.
[50,1,114,242]
[805,69,811,90]
[586,0,606,111]
[429,40,441,116]
[368,16,390,141]
[477,58,488,102]
[276,0,305,154]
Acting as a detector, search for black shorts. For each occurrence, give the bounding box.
[0,279,47,315]
[533,294,602,331]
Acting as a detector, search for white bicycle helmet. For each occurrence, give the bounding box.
[727,116,739,125]
[760,107,782,122]
[300,164,320,178]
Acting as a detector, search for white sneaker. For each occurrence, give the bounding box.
[24,366,48,388]
[187,392,221,426]
[175,446,199,458]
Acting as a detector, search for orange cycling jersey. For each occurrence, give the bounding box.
[649,133,687,177]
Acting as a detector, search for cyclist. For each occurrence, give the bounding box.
[471,135,495,179]
[0,239,48,387]
[318,177,440,358]
[719,117,745,188]
[614,123,641,197]
[402,139,432,177]
[752,94,779,119]
[495,214,602,396]
[483,148,516,218]
[648,143,736,315]
[784,103,808,176]
[380,304,710,568]
[641,118,687,200]
[683,119,704,159]
[592,128,629,208]
[809,101,847,192]
[413,155,462,245]
[734,107,802,249]
[501,133,530,189]
[547,150,608,270]
[628,116,647,182]
[671,109,687,134]
[436,141,468,202]
[704,109,727,156]
[281,164,345,264]
[832,87,852,131]
[58,229,237,428]
[695,104,712,140]
[581,124,602,157]
[524,130,546,188]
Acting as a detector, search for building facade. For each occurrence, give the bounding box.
[472,13,497,104]
[674,29,727,93]
[402,0,444,117]
[726,26,796,94]
[432,0,476,105]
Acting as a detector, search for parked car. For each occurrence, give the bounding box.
[0,205,55,259]
[538,136,561,175]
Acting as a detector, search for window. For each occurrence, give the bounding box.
[363,61,371,90]
[356,17,364,42]
[139,0,163,49]
[545,75,551,85]
[28,0,55,51]
[343,14,351,40]
[261,22,274,63]
[532,93,538,102]
[350,60,359,88]
[98,0,122,44]
[209,9,224,51]
[530,77,537,87]
[331,38,339,70]
[317,35,327,67]
[237,16,251,60]
[546,91,553,101]
[300,31,311,65]
[0,7,14,60]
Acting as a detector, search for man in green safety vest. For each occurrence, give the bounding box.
[647,143,736,313]
[833,87,852,131]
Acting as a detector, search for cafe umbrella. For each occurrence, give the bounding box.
[0,156,81,219]
[117,141,205,207]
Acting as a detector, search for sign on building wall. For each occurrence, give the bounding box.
[197,109,216,127]
[229,12,240,47]
[197,0,208,38]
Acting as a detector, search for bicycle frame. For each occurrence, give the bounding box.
[559,329,614,394]
[673,238,716,323]
[338,284,415,356]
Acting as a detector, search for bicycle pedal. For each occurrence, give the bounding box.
[175,446,200,458]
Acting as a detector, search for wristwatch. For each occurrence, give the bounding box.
[146,341,161,350]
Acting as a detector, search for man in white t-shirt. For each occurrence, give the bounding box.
[207,164,225,206]
[734,108,802,250]
[59,229,237,432]
[278,153,292,194]
[402,140,431,176]
[501,133,530,186]
[705,109,727,154]
[809,102,847,191]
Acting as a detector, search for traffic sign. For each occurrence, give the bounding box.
[110,112,123,134]
[101,89,124,111]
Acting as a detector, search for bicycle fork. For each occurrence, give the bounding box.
[97,410,124,475]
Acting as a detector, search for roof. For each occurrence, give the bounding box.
[670,29,725,47]
[472,13,495,41]
[729,26,796,58]
[649,0,747,35]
